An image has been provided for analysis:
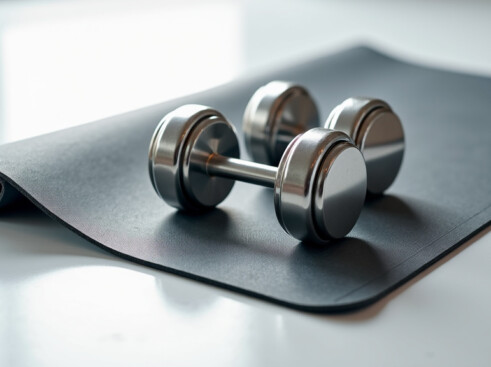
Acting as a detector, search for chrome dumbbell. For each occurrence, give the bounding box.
[243,81,405,195]
[149,104,367,244]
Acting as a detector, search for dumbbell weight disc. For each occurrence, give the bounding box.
[149,105,240,211]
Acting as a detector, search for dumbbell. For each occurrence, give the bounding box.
[243,81,405,195]
[148,104,367,244]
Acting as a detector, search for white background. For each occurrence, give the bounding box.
[1,0,490,366]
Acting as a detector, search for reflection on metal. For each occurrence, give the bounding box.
[149,104,367,244]
[243,81,319,165]
[243,82,405,195]
[326,97,404,195]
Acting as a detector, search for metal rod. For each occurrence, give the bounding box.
[206,155,277,188]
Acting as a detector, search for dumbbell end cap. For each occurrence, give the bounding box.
[326,97,404,195]
[149,105,239,211]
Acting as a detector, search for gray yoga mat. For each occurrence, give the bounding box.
[0,47,489,312]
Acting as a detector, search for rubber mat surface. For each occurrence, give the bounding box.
[0,47,489,311]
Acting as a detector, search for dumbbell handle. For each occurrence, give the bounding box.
[206,154,277,188]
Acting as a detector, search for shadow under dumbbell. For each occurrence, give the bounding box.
[159,204,294,255]
[150,184,463,312]
[289,236,385,293]
[364,193,421,218]
[165,208,233,237]
[355,194,432,240]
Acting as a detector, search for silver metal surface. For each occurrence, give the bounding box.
[148,104,239,211]
[325,97,404,195]
[313,142,367,239]
[150,105,367,244]
[183,115,240,208]
[243,81,319,165]
[275,128,367,243]
[207,156,276,187]
[243,82,405,195]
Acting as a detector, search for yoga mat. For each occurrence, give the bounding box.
[0,47,489,312]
